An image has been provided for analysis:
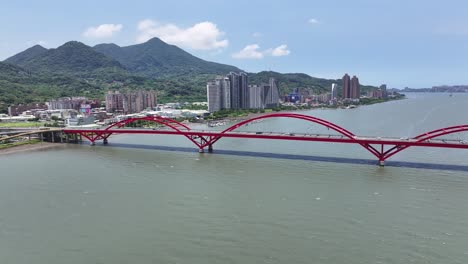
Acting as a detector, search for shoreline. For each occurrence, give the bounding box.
[0,142,66,155]
[203,96,406,125]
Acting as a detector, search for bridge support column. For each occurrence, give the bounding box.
[208,144,213,153]
[66,134,70,143]
[379,160,385,167]
[199,148,204,153]
[51,132,55,143]
[103,139,108,145]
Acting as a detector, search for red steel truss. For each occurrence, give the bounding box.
[63,113,468,165]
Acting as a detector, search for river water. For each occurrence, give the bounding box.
[1,93,467,264]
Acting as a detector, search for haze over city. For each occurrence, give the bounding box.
[1,0,468,88]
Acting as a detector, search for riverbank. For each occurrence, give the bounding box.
[203,96,406,125]
[0,141,65,155]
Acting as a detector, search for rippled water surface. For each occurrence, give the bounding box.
[1,93,467,263]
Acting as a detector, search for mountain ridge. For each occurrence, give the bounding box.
[93,37,241,77]
[11,41,126,76]
[0,38,380,113]
[4,44,48,66]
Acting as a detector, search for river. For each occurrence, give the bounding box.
[1,93,467,263]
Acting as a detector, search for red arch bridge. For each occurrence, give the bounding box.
[63,113,468,166]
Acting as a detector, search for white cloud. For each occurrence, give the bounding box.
[37,40,47,46]
[83,24,123,38]
[269,44,291,56]
[136,19,228,50]
[308,18,320,24]
[233,44,291,59]
[232,44,264,59]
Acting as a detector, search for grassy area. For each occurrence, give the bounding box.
[0,122,44,128]
[0,139,41,150]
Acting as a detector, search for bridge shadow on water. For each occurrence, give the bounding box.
[100,143,468,172]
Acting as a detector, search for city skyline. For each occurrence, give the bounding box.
[207,72,279,112]
[1,0,468,88]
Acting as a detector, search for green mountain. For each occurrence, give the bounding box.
[4,44,48,66]
[6,41,126,77]
[0,38,381,114]
[0,62,102,113]
[93,37,240,77]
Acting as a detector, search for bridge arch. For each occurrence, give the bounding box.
[105,116,191,131]
[89,116,207,148]
[382,124,468,160]
[203,113,382,158]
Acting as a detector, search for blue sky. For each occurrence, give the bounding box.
[1,0,468,88]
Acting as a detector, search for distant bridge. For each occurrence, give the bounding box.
[63,113,468,166]
[0,128,64,143]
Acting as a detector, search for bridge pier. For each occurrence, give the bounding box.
[208,144,213,153]
[199,148,204,153]
[379,160,385,167]
[90,141,95,146]
[103,139,108,145]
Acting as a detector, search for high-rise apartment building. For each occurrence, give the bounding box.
[227,72,240,110]
[350,75,360,99]
[249,85,263,109]
[207,77,231,112]
[207,81,221,113]
[379,84,388,98]
[106,90,157,113]
[227,72,249,109]
[106,91,124,113]
[239,72,249,109]
[342,74,351,99]
[331,83,338,100]
[266,78,280,108]
[207,73,279,112]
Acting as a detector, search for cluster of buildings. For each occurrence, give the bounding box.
[367,84,388,99]
[4,89,210,127]
[47,97,100,112]
[283,74,389,106]
[5,97,106,126]
[207,72,280,112]
[341,74,360,100]
[105,90,157,114]
[4,73,394,126]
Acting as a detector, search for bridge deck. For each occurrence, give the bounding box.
[63,128,468,149]
[0,128,63,141]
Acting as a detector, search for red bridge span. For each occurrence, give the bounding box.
[63,113,468,166]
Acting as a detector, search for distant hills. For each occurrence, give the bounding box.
[5,44,48,66]
[5,41,126,77]
[0,37,379,113]
[402,86,468,93]
[93,38,240,77]
[5,38,239,78]
[0,62,100,112]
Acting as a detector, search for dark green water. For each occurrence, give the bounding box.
[1,93,467,263]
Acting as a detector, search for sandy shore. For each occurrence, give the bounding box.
[0,142,66,155]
